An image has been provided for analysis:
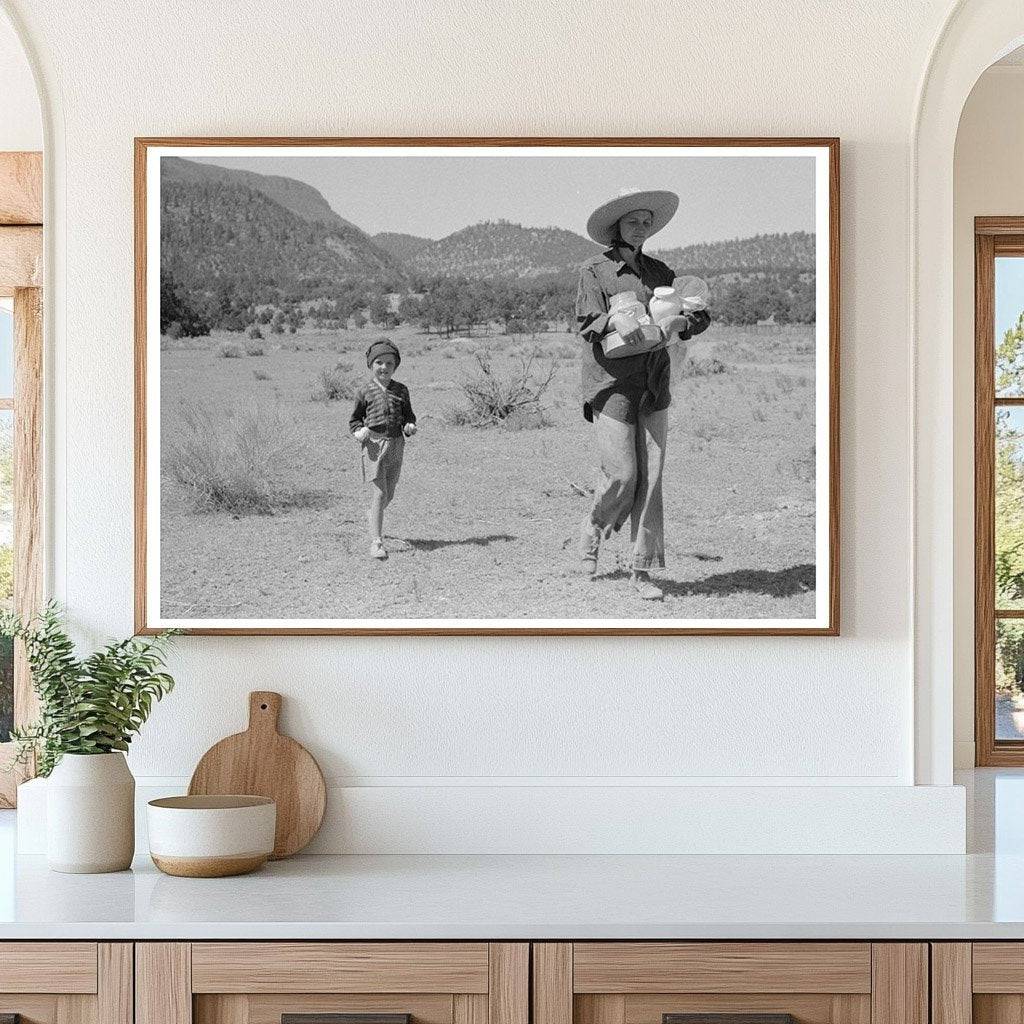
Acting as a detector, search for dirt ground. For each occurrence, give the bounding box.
[158,321,818,622]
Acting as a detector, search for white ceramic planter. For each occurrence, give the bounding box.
[46,752,135,873]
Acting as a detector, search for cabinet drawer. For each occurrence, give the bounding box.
[139,942,528,1024]
[191,942,490,993]
[0,942,130,1024]
[934,942,1024,1024]
[0,942,98,993]
[535,943,925,1024]
[572,943,872,994]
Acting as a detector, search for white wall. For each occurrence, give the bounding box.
[952,65,1024,768]
[0,8,40,151]
[0,0,973,851]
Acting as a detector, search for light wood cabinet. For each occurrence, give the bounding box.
[136,943,528,1024]
[0,937,956,1024]
[930,943,1024,1024]
[533,943,928,1024]
[0,942,132,1024]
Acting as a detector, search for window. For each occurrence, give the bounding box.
[975,219,1024,764]
[0,150,43,805]
[0,299,11,745]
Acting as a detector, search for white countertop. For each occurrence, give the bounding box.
[1,769,1021,941]
[1,849,1023,940]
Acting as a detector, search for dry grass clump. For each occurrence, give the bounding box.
[448,352,556,428]
[311,360,362,402]
[677,355,728,377]
[217,341,245,359]
[245,340,266,356]
[165,400,309,514]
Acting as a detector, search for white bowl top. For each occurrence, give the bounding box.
[148,795,275,811]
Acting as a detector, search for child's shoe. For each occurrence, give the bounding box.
[370,538,388,560]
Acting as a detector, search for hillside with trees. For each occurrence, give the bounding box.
[382,220,601,280]
[159,158,817,336]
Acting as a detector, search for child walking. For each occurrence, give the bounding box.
[349,338,417,560]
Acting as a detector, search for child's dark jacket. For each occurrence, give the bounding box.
[349,379,416,438]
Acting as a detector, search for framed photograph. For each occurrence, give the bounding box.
[135,137,839,636]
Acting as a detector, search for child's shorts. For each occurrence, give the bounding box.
[362,433,405,503]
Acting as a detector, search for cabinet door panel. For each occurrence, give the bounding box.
[622,992,847,1024]
[196,993,455,1024]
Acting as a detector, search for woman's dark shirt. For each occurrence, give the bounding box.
[575,246,711,420]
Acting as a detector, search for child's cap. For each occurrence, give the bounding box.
[366,337,400,368]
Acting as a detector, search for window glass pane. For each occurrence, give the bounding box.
[0,301,12,400]
[0,409,12,742]
[997,407,1024,609]
[998,619,1024,740]
[996,256,1024,397]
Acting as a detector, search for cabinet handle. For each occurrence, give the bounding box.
[664,1016,796,1024]
[283,1016,411,1024]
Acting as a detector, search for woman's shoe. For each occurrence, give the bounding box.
[579,521,600,576]
[631,571,663,600]
[370,538,388,560]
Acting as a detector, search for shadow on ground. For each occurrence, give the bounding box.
[604,563,815,599]
[401,533,516,552]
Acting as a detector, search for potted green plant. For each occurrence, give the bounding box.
[2,603,177,873]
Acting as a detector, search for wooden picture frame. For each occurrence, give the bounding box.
[135,137,840,636]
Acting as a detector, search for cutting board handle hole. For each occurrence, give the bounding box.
[260,703,268,710]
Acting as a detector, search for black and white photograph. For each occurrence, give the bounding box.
[136,139,838,634]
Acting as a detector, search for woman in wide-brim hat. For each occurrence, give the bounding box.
[574,187,712,601]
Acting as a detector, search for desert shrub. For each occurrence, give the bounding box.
[288,325,297,334]
[311,361,361,402]
[165,321,184,340]
[253,368,271,381]
[245,340,265,356]
[501,406,552,431]
[448,352,556,428]
[165,400,307,514]
[248,326,263,340]
[677,356,728,377]
[217,342,244,359]
[256,308,273,325]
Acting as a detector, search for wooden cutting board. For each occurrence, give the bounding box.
[188,691,326,859]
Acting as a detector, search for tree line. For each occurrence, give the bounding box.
[160,267,816,339]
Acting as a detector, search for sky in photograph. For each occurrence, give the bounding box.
[187,151,817,249]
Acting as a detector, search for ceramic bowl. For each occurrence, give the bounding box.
[147,795,276,877]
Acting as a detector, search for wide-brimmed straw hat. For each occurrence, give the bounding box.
[586,187,679,246]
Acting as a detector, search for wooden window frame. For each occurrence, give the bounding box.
[0,151,43,806]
